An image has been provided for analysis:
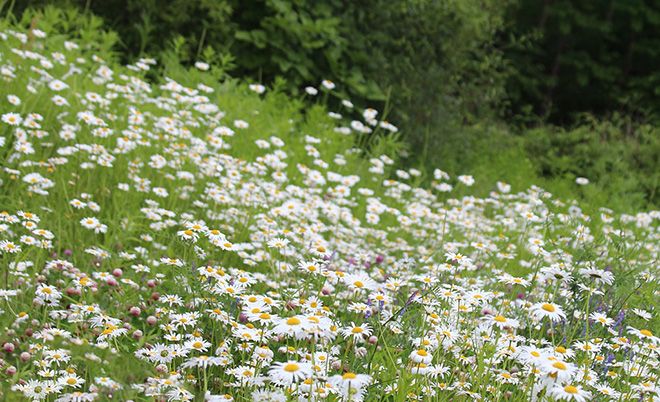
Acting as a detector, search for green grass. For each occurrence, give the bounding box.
[0,10,658,402]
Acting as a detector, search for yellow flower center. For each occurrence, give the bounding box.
[564,385,578,394]
[342,372,357,380]
[542,303,556,312]
[287,317,301,326]
[494,315,506,323]
[101,325,117,335]
[283,363,299,372]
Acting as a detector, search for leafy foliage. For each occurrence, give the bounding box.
[8,0,659,210]
[12,0,510,120]
[0,15,658,401]
[523,116,660,208]
[505,0,660,124]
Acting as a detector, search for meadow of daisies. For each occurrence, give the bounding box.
[0,19,658,402]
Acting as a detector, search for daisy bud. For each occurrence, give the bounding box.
[356,347,367,358]
[151,292,160,301]
[375,255,384,264]
[132,330,143,340]
[331,360,342,370]
[146,316,157,326]
[321,286,332,296]
[5,365,16,376]
[368,336,378,344]
[106,277,118,286]
[66,287,80,296]
[239,313,248,323]
[155,363,167,373]
[129,306,141,317]
[63,249,73,256]
[19,352,30,362]
[112,268,123,277]
[24,328,33,337]
[147,279,157,288]
[2,343,14,353]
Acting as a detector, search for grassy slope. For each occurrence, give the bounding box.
[0,9,658,402]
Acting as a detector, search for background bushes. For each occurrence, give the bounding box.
[8,0,659,210]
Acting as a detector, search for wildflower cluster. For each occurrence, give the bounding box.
[0,23,658,402]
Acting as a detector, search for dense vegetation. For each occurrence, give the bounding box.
[506,1,660,124]
[8,0,660,211]
[0,6,658,402]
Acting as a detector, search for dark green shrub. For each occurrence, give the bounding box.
[523,116,659,209]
